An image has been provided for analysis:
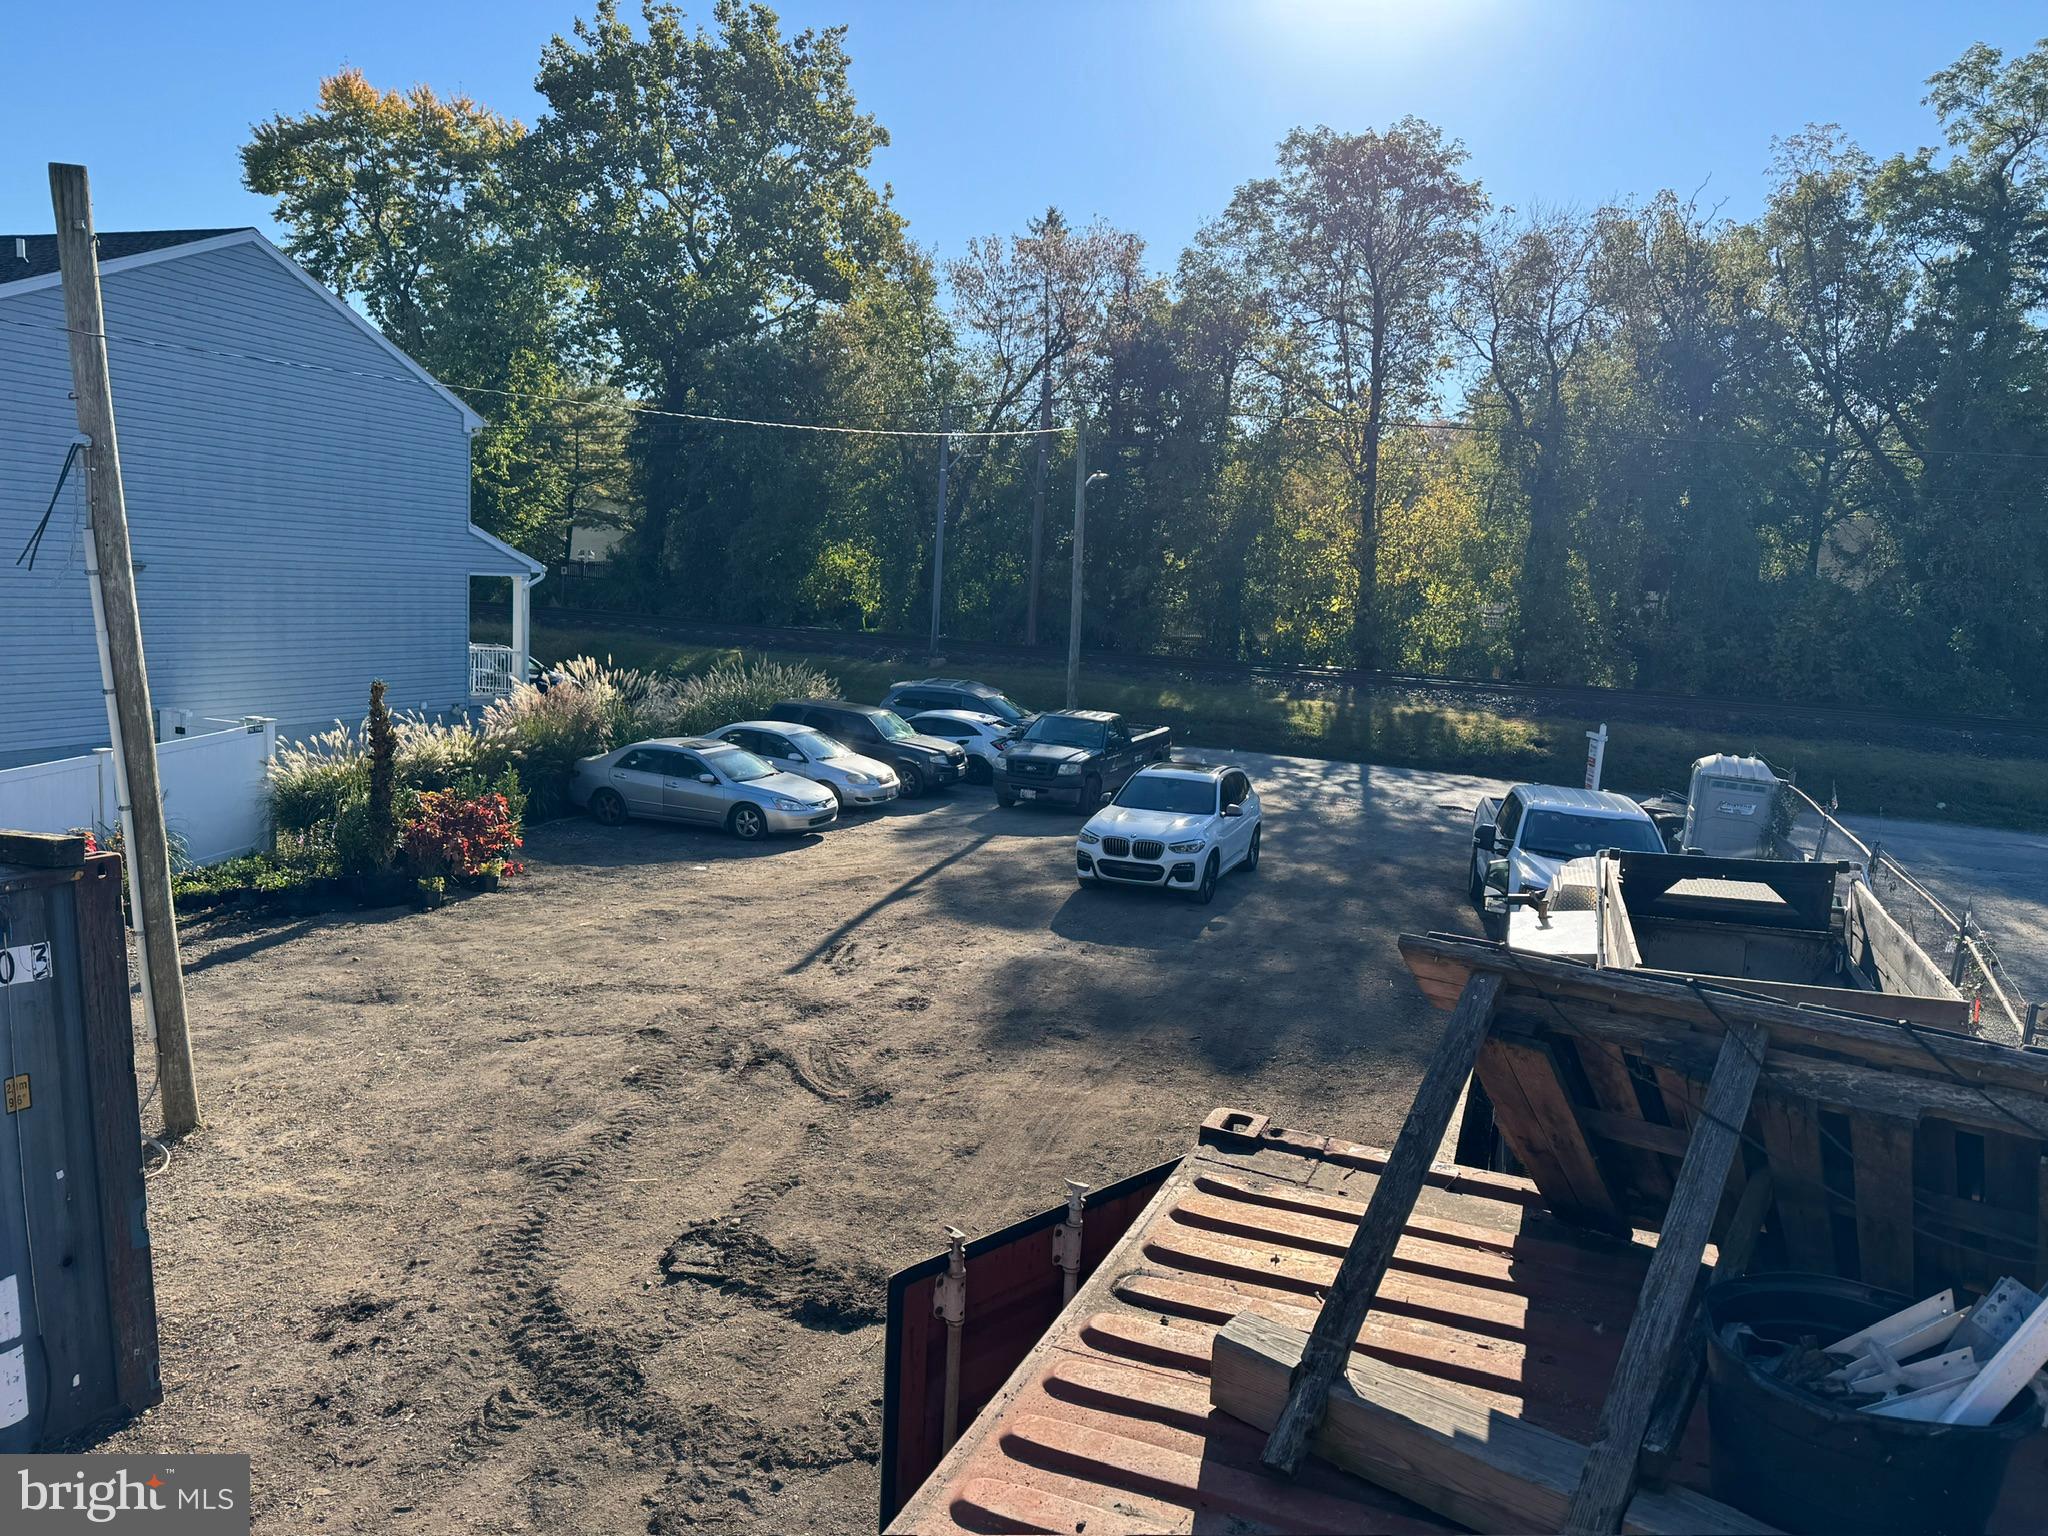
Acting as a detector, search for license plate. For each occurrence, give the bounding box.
[1019,789,1038,800]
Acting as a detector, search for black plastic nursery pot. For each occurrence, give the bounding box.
[1704,1273,2040,1536]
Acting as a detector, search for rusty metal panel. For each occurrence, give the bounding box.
[0,850,157,1450]
[879,1159,1176,1526]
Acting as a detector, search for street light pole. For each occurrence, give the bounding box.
[1065,421,1086,708]
[1065,423,1107,710]
[928,407,952,658]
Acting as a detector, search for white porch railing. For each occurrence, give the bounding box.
[469,642,517,698]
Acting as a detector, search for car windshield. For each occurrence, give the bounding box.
[783,727,845,760]
[873,711,916,741]
[1113,776,1216,815]
[979,695,1027,724]
[705,747,775,783]
[1519,810,1664,859]
[1022,716,1105,749]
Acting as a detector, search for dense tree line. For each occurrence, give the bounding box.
[242,5,2048,713]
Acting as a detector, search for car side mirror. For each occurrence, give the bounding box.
[785,753,803,763]
[1474,826,1496,851]
[698,774,717,786]
[1484,859,1510,893]
[1221,804,1243,818]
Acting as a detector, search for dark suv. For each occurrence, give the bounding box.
[765,700,967,797]
[880,678,1035,732]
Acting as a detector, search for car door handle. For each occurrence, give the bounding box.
[663,780,682,788]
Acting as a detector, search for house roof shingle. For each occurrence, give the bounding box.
[0,228,251,285]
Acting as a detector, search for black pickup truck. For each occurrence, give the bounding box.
[994,710,1173,809]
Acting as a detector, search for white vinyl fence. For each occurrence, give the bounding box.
[0,717,276,867]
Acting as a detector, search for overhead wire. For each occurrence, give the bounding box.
[0,312,1067,439]
[9,308,2048,463]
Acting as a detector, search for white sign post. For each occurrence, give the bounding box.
[1584,723,1609,791]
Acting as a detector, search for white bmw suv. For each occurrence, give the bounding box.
[1076,761,1261,904]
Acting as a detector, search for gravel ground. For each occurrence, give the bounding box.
[101,753,1501,1534]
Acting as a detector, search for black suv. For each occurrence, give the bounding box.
[880,678,1035,732]
[765,700,967,797]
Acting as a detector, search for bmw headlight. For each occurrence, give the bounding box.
[1169,838,1206,853]
[773,797,805,812]
[1078,829,1101,845]
[843,771,873,786]
[1056,761,1082,776]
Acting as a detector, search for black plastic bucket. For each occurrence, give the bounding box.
[1704,1274,2041,1535]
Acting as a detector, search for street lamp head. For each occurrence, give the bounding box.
[1086,472,1108,487]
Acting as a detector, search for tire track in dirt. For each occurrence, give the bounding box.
[454,1016,884,1507]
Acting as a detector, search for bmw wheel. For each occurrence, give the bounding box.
[1193,851,1220,905]
[1245,825,1261,872]
[589,788,627,827]
[729,804,767,841]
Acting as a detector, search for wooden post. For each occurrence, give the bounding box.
[1260,969,1503,1474]
[1560,1020,1766,1534]
[1640,1170,1773,1474]
[49,163,200,1135]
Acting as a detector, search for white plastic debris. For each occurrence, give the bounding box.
[1826,1289,1957,1358]
[1939,1292,2048,1426]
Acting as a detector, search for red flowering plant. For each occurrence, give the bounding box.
[399,788,526,882]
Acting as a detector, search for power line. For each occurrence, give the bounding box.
[0,312,1068,440]
[10,307,2048,463]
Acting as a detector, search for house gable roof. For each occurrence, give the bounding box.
[0,227,485,433]
[2,228,247,282]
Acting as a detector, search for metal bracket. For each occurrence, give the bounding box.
[1051,1179,1091,1281]
[932,1226,967,1326]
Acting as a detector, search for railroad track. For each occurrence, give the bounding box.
[521,605,2048,757]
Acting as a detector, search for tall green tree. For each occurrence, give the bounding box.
[525,0,902,593]
[1454,207,1604,678]
[1220,121,1486,668]
[242,70,601,556]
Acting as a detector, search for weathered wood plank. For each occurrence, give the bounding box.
[1849,1115,1918,1295]
[1580,1106,1693,1160]
[76,853,161,1416]
[1642,1170,1774,1473]
[1259,970,1503,1475]
[1577,1041,1673,1204]
[1561,1021,1767,1536]
[1914,1120,1969,1292]
[2038,1152,2048,1294]
[1756,1096,1837,1274]
[1400,932,2043,1096]
[1499,999,2048,1140]
[1213,1310,1775,1536]
[0,829,87,867]
[1478,1036,1626,1231]
[1634,970,1972,1031]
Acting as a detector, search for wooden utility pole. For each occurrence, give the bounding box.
[49,163,200,1135]
[927,407,952,659]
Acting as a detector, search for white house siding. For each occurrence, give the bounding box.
[0,237,530,768]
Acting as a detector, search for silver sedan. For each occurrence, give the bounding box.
[708,720,900,810]
[573,737,838,840]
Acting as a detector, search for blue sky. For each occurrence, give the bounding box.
[4,1,2043,268]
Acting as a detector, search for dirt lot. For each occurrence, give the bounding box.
[103,753,1496,1533]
